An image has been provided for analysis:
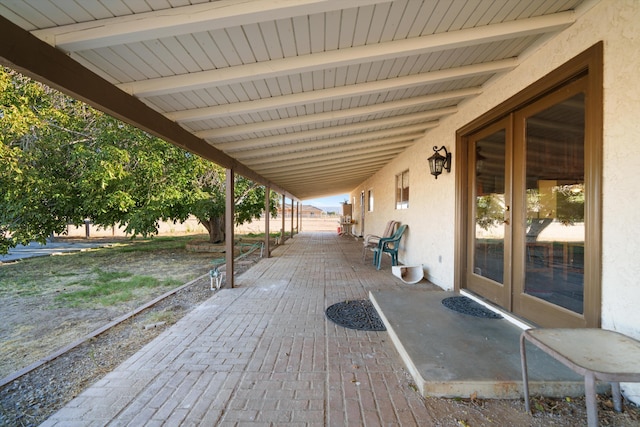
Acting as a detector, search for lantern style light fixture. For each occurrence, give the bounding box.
[428,146,451,179]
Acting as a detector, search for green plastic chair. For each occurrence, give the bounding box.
[373,224,407,270]
[362,220,399,261]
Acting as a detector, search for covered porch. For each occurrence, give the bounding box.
[42,230,593,426]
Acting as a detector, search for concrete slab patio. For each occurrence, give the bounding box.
[371,290,584,399]
[41,231,595,426]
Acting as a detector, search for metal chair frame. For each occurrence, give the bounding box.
[362,220,399,261]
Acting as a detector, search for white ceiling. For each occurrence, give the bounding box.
[0,0,588,200]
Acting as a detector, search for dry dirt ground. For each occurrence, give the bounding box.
[1,218,639,426]
[0,233,265,426]
[0,243,214,380]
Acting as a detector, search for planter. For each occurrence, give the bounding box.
[391,265,424,284]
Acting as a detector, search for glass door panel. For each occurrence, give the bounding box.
[523,93,585,314]
[512,76,590,327]
[474,130,506,284]
[466,118,511,307]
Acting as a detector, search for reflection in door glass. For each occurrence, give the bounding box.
[525,93,585,314]
[474,130,506,284]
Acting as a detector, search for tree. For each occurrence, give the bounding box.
[191,165,277,243]
[0,68,277,253]
[1,68,86,252]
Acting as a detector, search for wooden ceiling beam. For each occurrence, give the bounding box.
[258,150,401,176]
[215,120,438,153]
[277,171,385,189]
[167,72,495,123]
[197,106,456,140]
[196,111,444,146]
[251,147,409,174]
[33,0,389,51]
[114,13,572,97]
[218,123,433,153]
[237,134,422,163]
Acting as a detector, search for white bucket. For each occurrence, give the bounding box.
[391,265,424,284]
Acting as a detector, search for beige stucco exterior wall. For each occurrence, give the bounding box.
[350,0,640,403]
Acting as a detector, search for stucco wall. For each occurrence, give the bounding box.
[350,0,640,402]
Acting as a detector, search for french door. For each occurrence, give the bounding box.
[465,75,598,327]
[466,117,512,309]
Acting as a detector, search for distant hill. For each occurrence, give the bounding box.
[301,204,341,215]
[322,206,341,214]
[309,205,341,214]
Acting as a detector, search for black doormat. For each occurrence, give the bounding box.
[441,296,503,319]
[325,300,386,331]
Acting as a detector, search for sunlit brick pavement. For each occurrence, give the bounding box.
[42,232,442,426]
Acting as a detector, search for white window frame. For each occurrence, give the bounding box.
[395,170,409,210]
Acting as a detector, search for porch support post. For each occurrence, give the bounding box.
[296,201,300,234]
[290,199,294,238]
[225,168,235,289]
[281,194,286,243]
[264,186,271,258]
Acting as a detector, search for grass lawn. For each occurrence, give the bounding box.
[0,235,214,304]
[0,234,221,378]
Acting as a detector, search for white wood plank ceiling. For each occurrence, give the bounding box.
[0,0,587,200]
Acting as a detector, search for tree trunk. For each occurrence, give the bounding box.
[526,218,553,242]
[200,216,225,243]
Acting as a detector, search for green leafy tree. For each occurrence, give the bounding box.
[0,68,277,253]
[191,165,278,243]
[475,193,505,231]
[1,68,85,251]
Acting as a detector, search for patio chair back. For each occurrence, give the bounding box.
[381,220,398,238]
[373,224,408,270]
[362,220,398,260]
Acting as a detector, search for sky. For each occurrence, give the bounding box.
[303,194,349,211]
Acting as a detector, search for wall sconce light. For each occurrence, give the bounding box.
[428,146,451,179]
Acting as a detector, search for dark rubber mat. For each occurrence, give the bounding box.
[325,300,386,331]
[441,296,503,319]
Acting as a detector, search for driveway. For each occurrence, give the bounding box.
[0,240,108,263]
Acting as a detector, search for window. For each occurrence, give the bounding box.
[395,170,409,209]
[368,190,374,212]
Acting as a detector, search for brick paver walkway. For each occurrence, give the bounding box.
[42,232,443,426]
